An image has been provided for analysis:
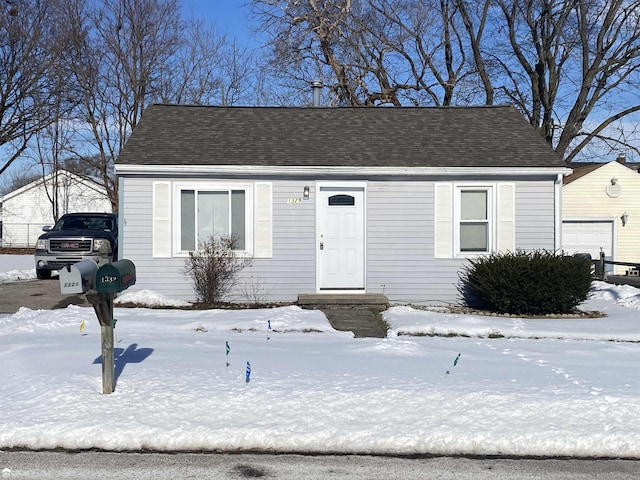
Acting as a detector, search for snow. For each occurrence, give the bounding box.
[1,255,640,458]
[0,255,36,283]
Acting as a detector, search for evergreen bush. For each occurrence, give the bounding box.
[457,250,593,315]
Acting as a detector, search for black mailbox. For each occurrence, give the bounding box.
[96,259,136,294]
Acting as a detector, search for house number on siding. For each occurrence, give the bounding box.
[287,198,302,204]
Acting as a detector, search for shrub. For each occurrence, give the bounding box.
[182,236,252,304]
[457,250,593,315]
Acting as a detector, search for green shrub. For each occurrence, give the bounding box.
[457,250,593,315]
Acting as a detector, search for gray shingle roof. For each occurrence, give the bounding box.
[116,104,565,168]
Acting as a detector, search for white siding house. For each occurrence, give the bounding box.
[115,104,571,305]
[562,159,640,274]
[0,170,111,247]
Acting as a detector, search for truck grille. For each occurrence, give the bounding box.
[49,238,93,253]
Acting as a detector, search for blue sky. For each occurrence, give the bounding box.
[181,0,257,45]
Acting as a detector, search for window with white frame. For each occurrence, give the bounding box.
[178,187,248,252]
[458,186,492,254]
[434,182,514,259]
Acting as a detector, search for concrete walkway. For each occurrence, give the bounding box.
[298,294,389,338]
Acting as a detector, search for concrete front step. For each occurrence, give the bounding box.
[321,308,389,338]
[297,293,389,310]
[297,294,390,338]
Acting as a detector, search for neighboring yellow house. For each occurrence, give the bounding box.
[562,157,640,275]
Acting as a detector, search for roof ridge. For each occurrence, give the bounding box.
[148,103,516,110]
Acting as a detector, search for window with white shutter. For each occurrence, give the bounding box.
[152,182,171,257]
[434,182,515,258]
[254,182,272,258]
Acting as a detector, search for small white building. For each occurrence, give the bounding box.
[562,158,640,274]
[0,170,111,248]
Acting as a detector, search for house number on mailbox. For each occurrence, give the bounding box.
[101,276,117,283]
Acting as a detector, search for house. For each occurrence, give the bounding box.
[0,170,111,248]
[115,104,570,305]
[562,157,640,275]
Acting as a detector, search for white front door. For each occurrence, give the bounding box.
[317,185,365,290]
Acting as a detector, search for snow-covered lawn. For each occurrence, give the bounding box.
[1,255,639,457]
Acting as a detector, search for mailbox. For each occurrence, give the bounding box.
[96,259,136,294]
[59,260,98,294]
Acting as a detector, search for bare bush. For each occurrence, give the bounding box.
[183,236,252,304]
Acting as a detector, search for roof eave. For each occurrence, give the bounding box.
[115,164,572,177]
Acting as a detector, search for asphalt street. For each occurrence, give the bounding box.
[1,451,639,480]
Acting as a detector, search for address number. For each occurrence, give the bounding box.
[101,276,117,283]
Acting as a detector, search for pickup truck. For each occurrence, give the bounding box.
[34,212,118,279]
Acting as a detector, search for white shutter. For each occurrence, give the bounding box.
[254,182,272,258]
[434,183,453,258]
[497,183,515,253]
[152,182,171,257]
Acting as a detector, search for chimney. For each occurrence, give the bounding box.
[616,153,626,164]
[312,81,322,107]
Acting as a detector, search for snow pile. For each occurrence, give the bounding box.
[0,255,36,283]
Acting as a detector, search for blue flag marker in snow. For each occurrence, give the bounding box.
[245,361,251,383]
[446,353,462,375]
[267,319,271,340]
[225,341,230,367]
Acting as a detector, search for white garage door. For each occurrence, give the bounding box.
[562,221,613,260]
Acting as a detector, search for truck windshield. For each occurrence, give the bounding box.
[54,216,115,232]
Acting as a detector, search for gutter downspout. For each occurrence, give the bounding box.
[555,174,563,252]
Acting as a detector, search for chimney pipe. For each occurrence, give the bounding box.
[616,153,626,164]
[312,81,322,107]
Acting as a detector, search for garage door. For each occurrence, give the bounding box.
[562,220,613,260]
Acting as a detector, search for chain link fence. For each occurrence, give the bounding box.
[0,222,46,248]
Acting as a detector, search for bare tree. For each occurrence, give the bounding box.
[60,0,183,211]
[490,0,640,162]
[253,0,640,162]
[155,21,258,106]
[0,0,73,176]
[32,119,73,222]
[252,0,488,106]
[253,0,361,105]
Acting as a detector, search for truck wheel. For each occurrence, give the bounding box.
[36,269,52,280]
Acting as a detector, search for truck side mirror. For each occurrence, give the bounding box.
[59,259,98,294]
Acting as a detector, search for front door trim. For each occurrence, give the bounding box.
[315,181,367,293]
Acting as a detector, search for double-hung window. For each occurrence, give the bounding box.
[459,188,491,253]
[179,186,248,252]
[434,182,513,259]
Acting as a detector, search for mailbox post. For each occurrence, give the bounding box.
[61,259,136,394]
[86,291,116,393]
